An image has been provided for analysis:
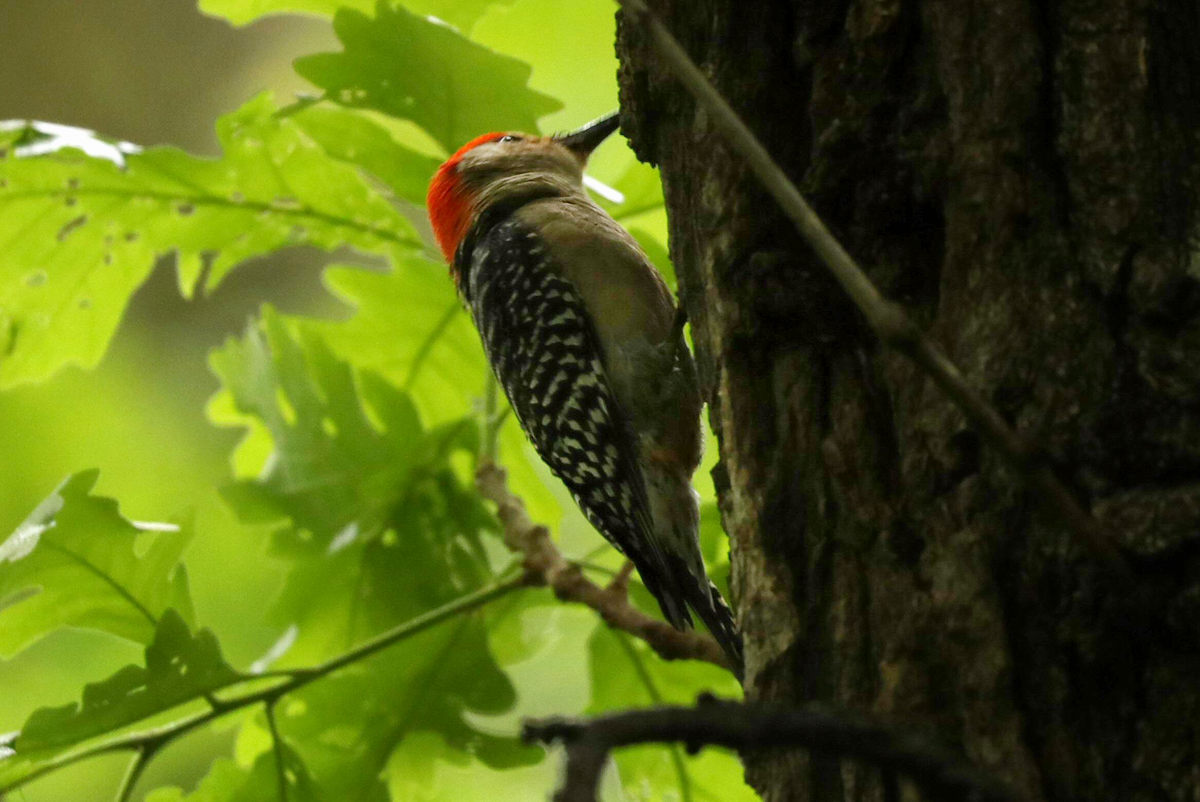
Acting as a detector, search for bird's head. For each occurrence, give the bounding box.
[426,111,620,266]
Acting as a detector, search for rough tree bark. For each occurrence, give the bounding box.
[616,2,1200,800]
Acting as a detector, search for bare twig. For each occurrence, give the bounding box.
[476,462,734,672]
[616,0,1134,585]
[523,698,1025,802]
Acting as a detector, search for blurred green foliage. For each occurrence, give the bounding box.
[0,1,753,800]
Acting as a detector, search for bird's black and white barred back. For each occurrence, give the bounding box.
[457,215,696,630]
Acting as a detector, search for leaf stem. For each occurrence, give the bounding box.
[612,633,693,802]
[113,746,152,802]
[265,701,289,802]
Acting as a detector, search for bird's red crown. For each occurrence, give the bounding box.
[426,132,507,266]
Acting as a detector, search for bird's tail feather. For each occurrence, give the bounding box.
[644,554,743,681]
[682,569,744,680]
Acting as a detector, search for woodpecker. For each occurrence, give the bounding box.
[427,112,742,673]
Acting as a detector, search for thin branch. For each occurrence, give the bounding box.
[265,701,289,802]
[0,574,527,797]
[523,699,1025,802]
[113,746,152,802]
[616,0,1134,585]
[476,462,734,672]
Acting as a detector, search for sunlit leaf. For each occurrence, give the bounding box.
[0,470,192,657]
[588,629,752,802]
[0,94,417,387]
[311,259,562,528]
[209,309,498,660]
[200,0,516,34]
[285,617,538,798]
[294,2,561,153]
[599,159,665,222]
[12,610,237,753]
[290,105,441,207]
[211,308,427,548]
[146,748,321,802]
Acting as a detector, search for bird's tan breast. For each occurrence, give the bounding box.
[516,197,675,348]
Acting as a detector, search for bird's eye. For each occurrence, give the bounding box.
[498,135,522,144]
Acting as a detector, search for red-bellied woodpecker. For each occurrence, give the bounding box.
[426,112,742,672]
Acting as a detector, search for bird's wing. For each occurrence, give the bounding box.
[459,215,694,630]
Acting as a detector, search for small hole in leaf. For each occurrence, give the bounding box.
[78,298,91,310]
[177,203,195,216]
[291,225,307,240]
[57,214,88,242]
[124,231,139,242]
[66,177,80,190]
[64,196,77,207]
[230,192,245,204]
[25,271,47,288]
[273,197,301,210]
[104,252,113,265]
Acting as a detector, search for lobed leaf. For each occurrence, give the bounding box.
[290,105,442,208]
[12,610,238,753]
[0,95,418,387]
[200,0,516,34]
[588,629,753,802]
[311,260,562,529]
[294,1,561,153]
[0,470,193,657]
[210,310,497,657]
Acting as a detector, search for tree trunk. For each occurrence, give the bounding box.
[616,2,1200,800]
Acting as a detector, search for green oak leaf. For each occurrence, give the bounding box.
[0,94,417,387]
[0,470,193,657]
[290,105,442,208]
[200,0,516,34]
[146,747,321,802]
[146,610,535,802]
[12,610,238,753]
[275,617,538,800]
[294,1,561,153]
[598,158,666,223]
[587,628,753,802]
[311,259,562,531]
[209,309,497,659]
[211,308,427,548]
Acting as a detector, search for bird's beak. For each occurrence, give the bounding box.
[554,111,620,160]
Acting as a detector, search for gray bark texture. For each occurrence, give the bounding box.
[615,1,1200,800]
